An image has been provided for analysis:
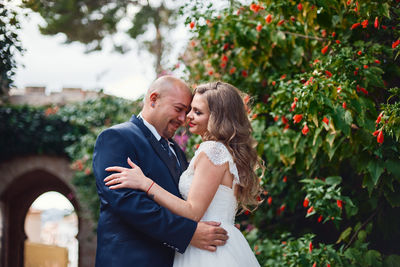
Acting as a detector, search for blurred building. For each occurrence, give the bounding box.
[8,86,101,106]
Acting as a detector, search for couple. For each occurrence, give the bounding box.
[93,76,262,266]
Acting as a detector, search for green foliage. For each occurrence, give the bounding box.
[0,3,24,96]
[0,95,142,221]
[181,0,400,264]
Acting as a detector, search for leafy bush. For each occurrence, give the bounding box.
[179,0,400,265]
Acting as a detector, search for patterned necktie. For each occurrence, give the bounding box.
[159,138,181,174]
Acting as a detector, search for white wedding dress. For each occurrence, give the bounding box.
[173,141,260,267]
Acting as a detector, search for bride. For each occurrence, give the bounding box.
[104,81,262,266]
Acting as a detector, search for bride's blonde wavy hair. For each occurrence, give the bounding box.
[194,81,263,211]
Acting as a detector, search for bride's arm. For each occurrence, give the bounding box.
[104,154,227,222]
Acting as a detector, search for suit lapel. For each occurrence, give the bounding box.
[130,116,180,187]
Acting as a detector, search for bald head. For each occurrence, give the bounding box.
[145,75,191,105]
[142,75,193,138]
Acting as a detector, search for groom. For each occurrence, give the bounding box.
[93,76,228,267]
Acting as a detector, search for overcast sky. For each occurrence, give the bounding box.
[12,4,190,100]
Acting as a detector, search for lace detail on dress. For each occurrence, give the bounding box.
[196,141,240,185]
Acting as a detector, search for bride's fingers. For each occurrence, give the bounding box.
[105,166,125,172]
[109,184,124,190]
[127,157,136,168]
[105,177,123,186]
[103,173,120,182]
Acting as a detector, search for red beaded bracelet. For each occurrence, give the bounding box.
[146,181,155,194]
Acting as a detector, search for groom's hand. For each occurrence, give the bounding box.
[190,221,228,252]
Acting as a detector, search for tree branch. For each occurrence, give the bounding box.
[344,207,380,250]
[282,31,326,41]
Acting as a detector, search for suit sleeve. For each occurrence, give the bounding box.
[93,128,197,253]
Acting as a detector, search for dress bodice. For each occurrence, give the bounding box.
[178,141,239,225]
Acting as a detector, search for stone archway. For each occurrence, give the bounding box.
[0,155,96,267]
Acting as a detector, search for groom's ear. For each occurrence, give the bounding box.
[149,92,159,106]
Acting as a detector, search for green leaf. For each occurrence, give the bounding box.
[385,160,400,179]
[325,176,342,185]
[365,250,382,267]
[384,190,400,207]
[367,160,385,186]
[336,226,352,244]
[384,255,400,267]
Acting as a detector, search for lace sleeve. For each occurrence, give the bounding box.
[196,141,240,185]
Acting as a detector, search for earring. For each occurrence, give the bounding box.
[151,103,155,107]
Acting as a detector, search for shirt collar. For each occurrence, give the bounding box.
[138,113,162,141]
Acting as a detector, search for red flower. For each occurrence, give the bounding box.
[250,4,262,12]
[220,62,226,68]
[321,45,329,54]
[280,204,286,212]
[189,21,195,29]
[274,115,279,122]
[277,19,285,26]
[309,242,313,253]
[351,22,361,30]
[357,50,362,55]
[265,14,272,24]
[336,40,341,44]
[272,81,276,86]
[377,130,384,144]
[293,114,303,124]
[337,87,342,93]
[267,196,272,205]
[313,263,317,267]
[376,112,383,124]
[283,176,287,182]
[375,59,381,64]
[323,117,329,125]
[229,67,236,74]
[361,19,368,28]
[244,210,250,215]
[342,102,347,109]
[302,124,309,135]
[256,24,262,32]
[208,70,213,75]
[307,206,314,214]
[297,3,303,11]
[364,65,369,69]
[392,40,400,49]
[332,32,336,37]
[280,74,287,80]
[242,70,248,77]
[223,43,229,50]
[318,215,323,222]
[291,101,296,110]
[321,29,327,37]
[252,114,258,120]
[294,97,298,102]
[284,124,290,131]
[382,25,387,30]
[360,87,368,95]
[325,70,332,78]
[337,199,343,209]
[374,17,379,28]
[327,264,331,267]
[373,130,380,136]
[282,116,288,124]
[303,198,309,207]
[221,54,228,62]
[290,16,295,22]
[346,0,351,4]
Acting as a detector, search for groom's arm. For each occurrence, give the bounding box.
[93,128,197,253]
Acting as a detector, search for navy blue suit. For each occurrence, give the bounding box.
[93,115,197,267]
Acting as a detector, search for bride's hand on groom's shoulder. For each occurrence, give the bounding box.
[190,221,229,252]
[104,157,153,191]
